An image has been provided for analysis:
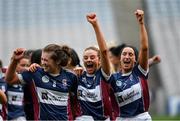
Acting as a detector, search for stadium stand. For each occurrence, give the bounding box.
[146,0,180,116]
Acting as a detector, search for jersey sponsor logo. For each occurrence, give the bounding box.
[7,91,24,106]
[42,75,49,83]
[77,85,101,102]
[115,83,142,107]
[37,87,68,106]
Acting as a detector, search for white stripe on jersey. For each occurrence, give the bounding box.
[7,91,24,106]
[18,74,26,85]
[138,65,149,76]
[101,68,111,81]
[115,83,142,107]
[37,87,68,106]
[0,115,3,121]
[116,112,152,120]
[75,115,94,121]
[78,85,101,102]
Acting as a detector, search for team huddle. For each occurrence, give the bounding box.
[0,9,161,121]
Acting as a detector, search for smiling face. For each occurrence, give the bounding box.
[83,48,100,75]
[120,47,136,73]
[41,51,59,74]
[16,58,30,73]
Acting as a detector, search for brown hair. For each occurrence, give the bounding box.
[84,46,100,59]
[43,44,71,66]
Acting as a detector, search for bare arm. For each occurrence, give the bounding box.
[5,48,25,85]
[86,13,111,75]
[148,55,161,67]
[0,90,7,104]
[135,10,149,71]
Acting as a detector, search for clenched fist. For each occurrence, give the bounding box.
[86,13,98,25]
[135,9,144,24]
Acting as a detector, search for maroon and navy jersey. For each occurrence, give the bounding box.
[6,84,25,120]
[109,64,150,117]
[77,68,113,120]
[18,67,78,120]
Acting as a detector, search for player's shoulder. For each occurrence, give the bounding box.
[62,68,77,77]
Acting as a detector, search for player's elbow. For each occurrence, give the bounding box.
[5,75,13,84]
[141,46,148,53]
[5,74,18,85]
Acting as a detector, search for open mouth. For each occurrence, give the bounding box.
[124,61,130,64]
[85,63,95,74]
[86,63,94,68]
[123,60,131,68]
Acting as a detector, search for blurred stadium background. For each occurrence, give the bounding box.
[0,0,180,119]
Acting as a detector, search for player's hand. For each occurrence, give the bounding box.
[73,66,84,77]
[86,13,97,25]
[12,48,26,61]
[152,55,161,64]
[135,9,144,24]
[28,63,40,72]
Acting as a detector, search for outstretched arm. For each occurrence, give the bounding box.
[5,48,26,84]
[86,13,111,75]
[148,55,161,67]
[135,9,149,71]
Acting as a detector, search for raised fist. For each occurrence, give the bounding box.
[135,9,144,24]
[86,13,97,25]
[12,48,26,61]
